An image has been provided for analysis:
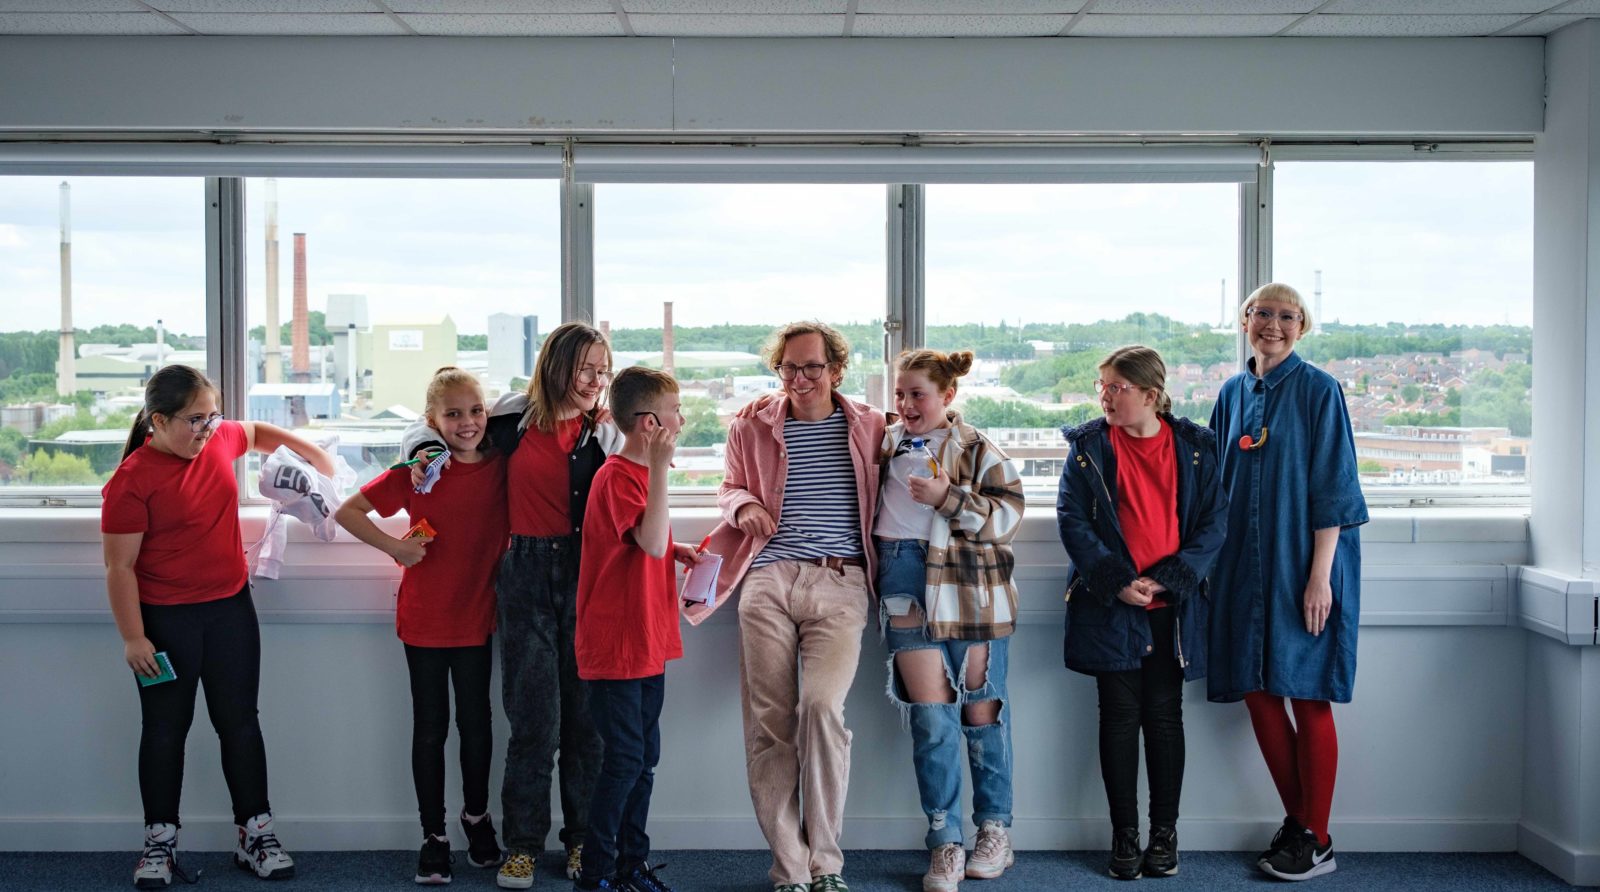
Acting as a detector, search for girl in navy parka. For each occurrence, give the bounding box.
[1056,345,1228,881]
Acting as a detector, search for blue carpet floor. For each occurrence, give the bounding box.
[0,849,1574,891]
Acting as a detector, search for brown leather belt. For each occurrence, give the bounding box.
[795,555,866,574]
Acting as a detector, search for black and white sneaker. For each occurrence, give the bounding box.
[1142,824,1179,877]
[1257,816,1305,869]
[234,811,295,880]
[1261,828,1336,881]
[624,862,676,892]
[1108,826,1143,880]
[459,812,503,869]
[134,822,198,889]
[416,834,454,885]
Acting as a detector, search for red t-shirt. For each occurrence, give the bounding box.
[575,455,682,681]
[361,453,509,648]
[101,420,250,606]
[507,416,584,537]
[1110,419,1179,610]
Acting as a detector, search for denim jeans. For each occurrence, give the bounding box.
[403,639,493,838]
[876,538,1014,849]
[578,674,664,883]
[496,534,604,855]
[1095,604,1185,830]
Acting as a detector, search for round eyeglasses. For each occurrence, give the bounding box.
[775,362,832,381]
[1094,380,1142,398]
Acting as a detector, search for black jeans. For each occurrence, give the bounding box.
[496,534,603,854]
[404,639,494,838]
[1095,605,1185,830]
[137,585,270,827]
[579,674,664,883]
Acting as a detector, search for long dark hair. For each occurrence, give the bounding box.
[123,365,218,460]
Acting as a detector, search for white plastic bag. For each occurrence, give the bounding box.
[251,434,356,579]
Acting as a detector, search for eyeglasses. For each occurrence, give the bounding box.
[181,412,224,433]
[1094,380,1143,398]
[1246,307,1304,326]
[575,367,613,385]
[775,362,832,381]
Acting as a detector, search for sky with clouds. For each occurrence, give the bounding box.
[0,161,1532,342]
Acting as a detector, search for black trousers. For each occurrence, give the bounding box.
[404,639,495,838]
[579,674,664,882]
[1094,606,1186,830]
[137,585,270,827]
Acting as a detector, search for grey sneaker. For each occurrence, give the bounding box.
[966,821,1014,879]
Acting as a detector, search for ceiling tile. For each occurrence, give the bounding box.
[857,0,1083,11]
[1094,0,1318,12]
[389,0,611,11]
[853,12,1069,34]
[401,12,624,34]
[0,11,185,32]
[0,0,141,10]
[1073,12,1300,34]
[624,0,845,12]
[1285,12,1522,33]
[166,11,408,33]
[150,0,372,11]
[630,12,842,34]
[1496,12,1594,33]
[1327,0,1554,11]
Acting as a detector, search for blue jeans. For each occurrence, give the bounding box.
[579,674,664,883]
[876,538,1014,849]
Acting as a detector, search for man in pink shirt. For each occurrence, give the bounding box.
[693,321,885,892]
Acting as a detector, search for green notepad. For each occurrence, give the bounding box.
[137,651,176,687]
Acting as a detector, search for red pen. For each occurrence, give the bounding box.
[696,534,713,554]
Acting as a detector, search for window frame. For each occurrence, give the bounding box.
[0,139,1535,509]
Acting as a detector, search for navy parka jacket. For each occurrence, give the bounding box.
[1055,415,1228,681]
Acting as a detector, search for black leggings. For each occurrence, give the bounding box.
[1095,606,1186,830]
[404,640,494,838]
[137,585,270,827]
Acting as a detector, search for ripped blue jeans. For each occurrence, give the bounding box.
[876,537,1014,849]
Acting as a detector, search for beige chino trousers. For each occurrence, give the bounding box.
[738,560,870,887]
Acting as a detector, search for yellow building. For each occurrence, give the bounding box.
[368,315,456,415]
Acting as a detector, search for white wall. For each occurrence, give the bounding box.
[0,509,1532,856]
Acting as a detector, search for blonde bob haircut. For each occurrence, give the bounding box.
[1099,345,1173,415]
[1241,282,1313,332]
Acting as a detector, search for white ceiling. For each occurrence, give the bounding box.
[0,0,1593,38]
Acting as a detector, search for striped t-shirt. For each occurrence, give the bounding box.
[753,406,863,567]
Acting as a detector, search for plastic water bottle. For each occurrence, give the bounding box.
[909,437,940,479]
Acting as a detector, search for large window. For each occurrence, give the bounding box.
[0,176,206,489]
[594,184,887,490]
[1274,161,1533,501]
[926,182,1241,496]
[242,178,561,490]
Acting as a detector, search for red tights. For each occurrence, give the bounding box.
[1243,692,1338,846]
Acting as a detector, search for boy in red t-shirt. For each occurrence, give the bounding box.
[572,367,702,892]
[335,367,510,885]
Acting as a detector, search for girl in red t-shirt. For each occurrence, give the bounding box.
[1056,346,1228,881]
[101,364,334,889]
[335,367,510,885]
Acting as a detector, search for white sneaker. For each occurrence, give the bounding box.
[135,822,192,889]
[965,821,1014,880]
[235,812,296,880]
[923,842,966,892]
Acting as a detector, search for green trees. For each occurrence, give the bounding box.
[15,450,100,485]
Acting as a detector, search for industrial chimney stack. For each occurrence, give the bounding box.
[264,179,282,383]
[662,301,675,376]
[291,232,311,382]
[57,182,77,396]
[1314,269,1323,337]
